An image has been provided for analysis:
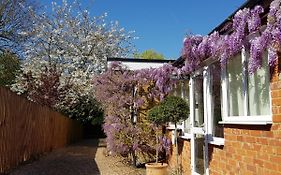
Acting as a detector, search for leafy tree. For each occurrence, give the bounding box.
[0,52,20,86]
[0,0,37,53]
[12,0,135,115]
[134,49,164,60]
[160,95,189,174]
[21,66,71,108]
[64,95,104,125]
[160,96,189,123]
[148,105,171,163]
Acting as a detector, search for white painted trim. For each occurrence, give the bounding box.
[179,134,192,140]
[241,48,249,116]
[190,71,209,175]
[266,52,273,117]
[190,75,196,174]
[222,115,272,122]
[190,78,195,130]
[203,67,208,131]
[219,120,272,125]
[221,66,228,120]
[203,67,210,175]
[206,66,212,136]
[208,137,225,146]
[166,126,183,130]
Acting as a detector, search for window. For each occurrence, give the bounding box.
[190,66,224,145]
[221,49,272,124]
[227,54,245,116]
[168,80,188,132]
[193,74,204,128]
[247,52,271,116]
[209,62,224,138]
[168,79,191,137]
[182,80,191,134]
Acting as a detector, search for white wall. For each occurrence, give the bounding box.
[107,61,168,70]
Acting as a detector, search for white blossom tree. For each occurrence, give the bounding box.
[12,0,135,115]
[0,0,37,54]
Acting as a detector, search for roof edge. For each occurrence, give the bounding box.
[107,57,176,63]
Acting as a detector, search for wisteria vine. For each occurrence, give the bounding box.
[93,0,281,165]
[181,0,281,74]
[93,62,175,164]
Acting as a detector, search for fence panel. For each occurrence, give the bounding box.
[0,87,83,173]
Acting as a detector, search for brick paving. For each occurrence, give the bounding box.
[9,139,145,175]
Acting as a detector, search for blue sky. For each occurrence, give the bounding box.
[41,0,246,59]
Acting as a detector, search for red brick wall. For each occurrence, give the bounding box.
[166,130,191,175]
[209,124,281,175]
[167,58,281,175]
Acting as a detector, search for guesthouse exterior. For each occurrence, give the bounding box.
[167,0,281,174]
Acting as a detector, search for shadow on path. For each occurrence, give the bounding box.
[9,140,100,175]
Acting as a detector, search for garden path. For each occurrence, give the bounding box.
[9,139,145,175]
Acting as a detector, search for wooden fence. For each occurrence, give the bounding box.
[0,87,83,173]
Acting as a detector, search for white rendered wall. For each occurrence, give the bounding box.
[107,61,168,70]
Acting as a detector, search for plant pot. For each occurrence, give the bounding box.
[145,163,168,175]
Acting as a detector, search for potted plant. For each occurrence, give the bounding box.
[160,95,189,175]
[145,104,170,175]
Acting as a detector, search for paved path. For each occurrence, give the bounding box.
[9,139,145,175]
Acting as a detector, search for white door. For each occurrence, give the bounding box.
[190,69,209,175]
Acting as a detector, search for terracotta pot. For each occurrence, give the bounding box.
[145,163,168,175]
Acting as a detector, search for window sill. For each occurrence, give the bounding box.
[166,126,183,130]
[179,134,191,140]
[208,137,224,146]
[219,120,272,125]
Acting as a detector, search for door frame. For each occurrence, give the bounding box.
[190,67,210,175]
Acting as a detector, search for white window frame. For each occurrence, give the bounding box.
[181,79,191,138]
[220,48,272,125]
[206,63,225,146]
[190,68,209,175]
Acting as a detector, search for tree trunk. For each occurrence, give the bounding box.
[156,130,159,163]
[131,151,137,167]
[175,123,179,174]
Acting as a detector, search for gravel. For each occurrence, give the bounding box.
[9,139,145,175]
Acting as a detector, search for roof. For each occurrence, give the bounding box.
[107,57,175,63]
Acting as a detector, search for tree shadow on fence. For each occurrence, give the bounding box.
[9,139,100,175]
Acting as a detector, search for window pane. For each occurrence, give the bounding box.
[172,81,182,97]
[182,80,191,133]
[248,52,270,115]
[170,81,184,126]
[182,80,189,101]
[194,74,204,127]
[211,63,224,138]
[227,54,244,116]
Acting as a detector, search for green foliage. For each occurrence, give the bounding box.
[65,95,104,125]
[148,105,167,125]
[0,52,20,86]
[160,95,189,123]
[134,49,164,60]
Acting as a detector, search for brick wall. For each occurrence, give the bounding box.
[167,58,281,175]
[207,58,281,175]
[166,130,191,174]
[209,124,281,175]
